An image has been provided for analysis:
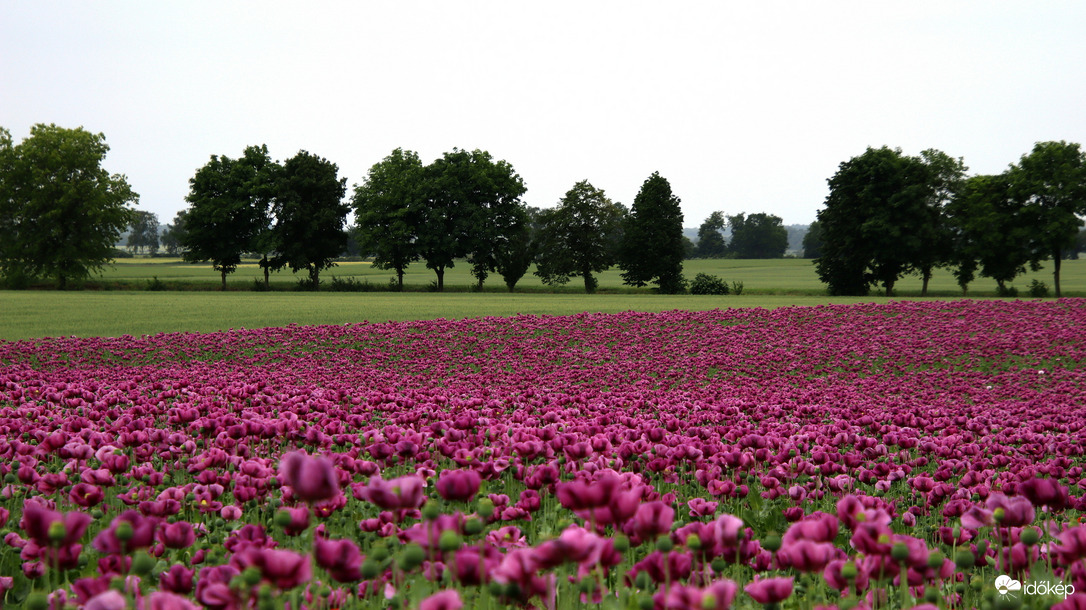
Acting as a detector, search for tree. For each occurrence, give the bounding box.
[618,172,686,293]
[534,180,626,293]
[802,220,823,259]
[814,147,932,296]
[695,211,728,258]
[182,145,279,290]
[272,150,349,288]
[727,212,788,258]
[1007,141,1086,297]
[0,124,138,289]
[912,150,966,295]
[351,148,423,290]
[494,209,536,292]
[416,149,527,291]
[946,174,1042,295]
[160,210,189,256]
[127,210,160,255]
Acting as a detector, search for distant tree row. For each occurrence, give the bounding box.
[812,142,1086,297]
[173,146,687,293]
[691,211,789,259]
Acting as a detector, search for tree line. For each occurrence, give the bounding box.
[162,146,690,293]
[809,142,1086,298]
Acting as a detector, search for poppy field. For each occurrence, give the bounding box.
[1,300,1085,610]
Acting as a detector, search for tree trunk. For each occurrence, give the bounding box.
[1053,248,1062,298]
[221,270,227,291]
[435,267,445,292]
[884,279,895,296]
[583,271,596,294]
[921,266,931,297]
[396,267,404,291]
[310,267,320,289]
[58,274,67,290]
[262,254,269,288]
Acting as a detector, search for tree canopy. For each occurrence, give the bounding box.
[182,145,280,289]
[351,148,423,290]
[1007,140,1086,297]
[534,180,626,293]
[271,150,349,288]
[695,211,728,258]
[618,172,686,293]
[0,124,138,288]
[727,212,788,259]
[127,210,160,255]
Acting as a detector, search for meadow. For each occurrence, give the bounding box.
[2,258,1083,340]
[1,300,1085,609]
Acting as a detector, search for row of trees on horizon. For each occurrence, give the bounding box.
[1,123,1084,294]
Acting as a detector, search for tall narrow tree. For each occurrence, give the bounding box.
[618,172,685,293]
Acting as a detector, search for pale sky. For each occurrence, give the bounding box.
[2,2,1085,227]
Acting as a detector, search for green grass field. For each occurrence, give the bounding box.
[96,256,1086,296]
[2,258,1082,340]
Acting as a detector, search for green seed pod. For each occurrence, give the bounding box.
[370,544,390,563]
[421,502,441,521]
[762,533,782,553]
[242,566,262,587]
[115,520,134,542]
[924,587,939,603]
[954,549,975,569]
[1021,527,1040,547]
[634,571,653,590]
[476,498,495,519]
[47,520,67,543]
[841,561,858,580]
[890,542,910,562]
[132,550,156,576]
[361,558,382,579]
[637,595,655,610]
[927,551,945,569]
[612,534,630,553]
[464,517,484,536]
[272,509,293,529]
[710,557,728,573]
[438,530,463,552]
[655,536,674,552]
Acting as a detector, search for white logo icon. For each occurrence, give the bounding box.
[995,575,1022,595]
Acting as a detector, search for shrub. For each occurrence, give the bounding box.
[146,276,167,291]
[689,273,730,295]
[251,279,271,292]
[329,276,375,292]
[1029,279,1049,298]
[731,280,744,296]
[997,284,1019,298]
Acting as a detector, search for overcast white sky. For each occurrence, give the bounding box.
[2,2,1085,227]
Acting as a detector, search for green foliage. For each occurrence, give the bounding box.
[945,174,1041,294]
[695,211,728,258]
[183,145,280,290]
[1029,279,1049,298]
[494,219,535,292]
[351,148,423,290]
[727,212,788,258]
[415,149,527,291]
[0,124,138,289]
[160,209,189,257]
[328,276,379,292]
[272,150,349,287]
[815,147,935,295]
[534,180,625,293]
[689,273,730,295]
[731,280,744,295]
[1007,140,1086,297]
[145,276,167,291]
[618,172,686,293]
[802,220,823,259]
[127,210,160,255]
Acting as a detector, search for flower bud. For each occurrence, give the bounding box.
[954,549,975,569]
[116,521,134,543]
[438,530,462,552]
[841,561,858,580]
[762,533,782,552]
[891,542,910,562]
[421,502,441,521]
[242,566,262,587]
[47,521,66,543]
[132,550,156,576]
[1021,527,1040,547]
[655,536,674,552]
[612,534,630,553]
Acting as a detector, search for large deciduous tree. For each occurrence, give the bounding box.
[416,149,527,291]
[272,150,349,288]
[1007,140,1086,297]
[0,124,138,289]
[183,145,280,290]
[351,148,423,290]
[618,172,686,293]
[727,212,788,259]
[695,211,728,258]
[801,220,823,259]
[912,149,966,295]
[534,180,626,293]
[814,147,932,296]
[127,210,160,255]
[160,210,189,257]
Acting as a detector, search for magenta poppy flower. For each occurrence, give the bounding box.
[436,469,482,502]
[744,576,793,604]
[93,511,158,554]
[19,500,92,548]
[143,591,200,610]
[419,590,463,610]
[986,493,1035,527]
[777,539,837,573]
[158,564,195,594]
[232,547,311,590]
[1019,478,1071,511]
[278,451,339,503]
[353,475,426,511]
[157,521,196,549]
[624,501,674,541]
[85,590,127,610]
[314,537,364,582]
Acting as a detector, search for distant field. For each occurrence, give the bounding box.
[0,291,1011,341]
[2,258,1081,340]
[99,256,1086,296]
